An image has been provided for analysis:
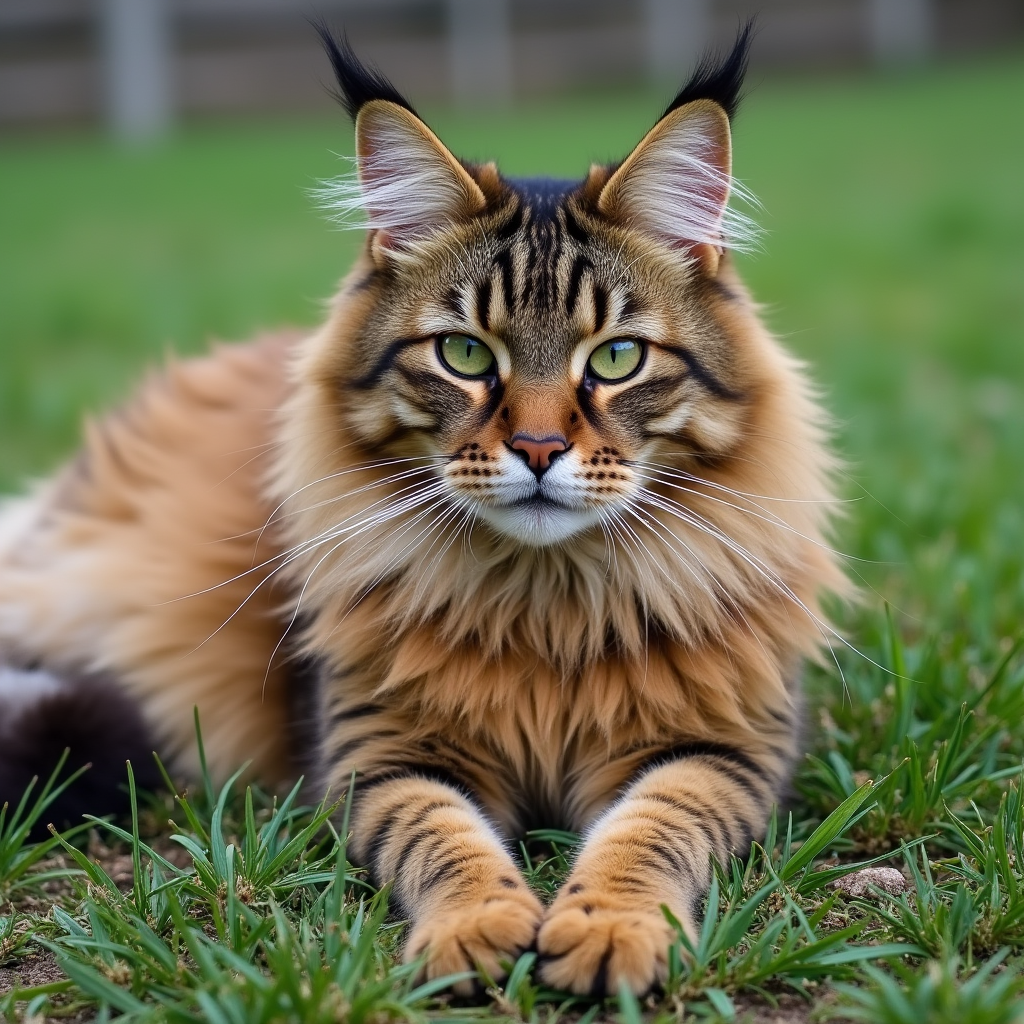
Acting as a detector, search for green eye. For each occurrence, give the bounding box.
[587,338,644,382]
[438,333,496,377]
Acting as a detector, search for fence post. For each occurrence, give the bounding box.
[644,0,712,83]
[99,0,174,141]
[868,0,933,64]
[446,0,513,106]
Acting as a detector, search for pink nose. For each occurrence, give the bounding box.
[510,433,568,475]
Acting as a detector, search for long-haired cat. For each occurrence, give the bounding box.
[0,26,843,995]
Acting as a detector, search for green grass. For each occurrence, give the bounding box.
[2,52,1024,1021]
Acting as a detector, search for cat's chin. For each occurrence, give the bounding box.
[475,497,607,548]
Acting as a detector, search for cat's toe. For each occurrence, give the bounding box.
[405,891,544,996]
[536,903,679,996]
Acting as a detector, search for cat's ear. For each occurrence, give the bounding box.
[597,24,754,273]
[354,100,486,248]
[314,23,485,249]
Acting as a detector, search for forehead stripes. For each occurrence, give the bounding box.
[472,191,637,336]
[521,216,561,312]
[476,278,493,332]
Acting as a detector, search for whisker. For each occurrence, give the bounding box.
[214,460,445,547]
[189,484,450,655]
[318,493,460,645]
[255,454,447,547]
[621,499,775,668]
[629,461,852,562]
[632,459,903,612]
[602,508,644,589]
[617,500,720,605]
[633,485,848,683]
[259,489,457,682]
[411,500,476,602]
[602,509,652,686]
[632,458,852,506]
[596,511,619,579]
[177,473,450,601]
[277,463,444,523]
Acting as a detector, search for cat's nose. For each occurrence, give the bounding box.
[508,434,569,478]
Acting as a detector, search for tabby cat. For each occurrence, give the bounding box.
[0,26,843,996]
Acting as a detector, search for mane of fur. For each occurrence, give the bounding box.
[270,258,845,749]
[0,335,302,785]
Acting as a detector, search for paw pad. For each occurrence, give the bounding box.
[537,905,677,996]
[405,891,544,996]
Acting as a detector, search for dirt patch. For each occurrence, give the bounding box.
[0,948,95,1024]
[732,993,821,1022]
[0,948,68,993]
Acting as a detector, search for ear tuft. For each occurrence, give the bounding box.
[662,20,755,123]
[597,101,758,263]
[313,20,417,121]
[311,27,485,249]
[596,23,760,266]
[318,100,486,249]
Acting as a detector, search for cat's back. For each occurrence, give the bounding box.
[0,331,303,786]
[51,330,298,533]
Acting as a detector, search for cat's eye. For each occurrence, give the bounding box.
[586,338,644,382]
[438,333,496,378]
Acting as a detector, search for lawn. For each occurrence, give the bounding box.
[2,51,1024,1021]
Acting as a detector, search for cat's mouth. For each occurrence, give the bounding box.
[476,491,606,546]
[505,494,573,511]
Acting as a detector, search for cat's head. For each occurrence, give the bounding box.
[313,26,764,550]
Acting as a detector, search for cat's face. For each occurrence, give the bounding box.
[342,183,750,547]
[280,31,841,663]
[327,96,756,547]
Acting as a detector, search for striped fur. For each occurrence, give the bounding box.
[0,28,845,997]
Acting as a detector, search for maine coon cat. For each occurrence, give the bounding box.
[0,25,843,996]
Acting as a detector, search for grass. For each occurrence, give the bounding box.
[2,50,1024,1021]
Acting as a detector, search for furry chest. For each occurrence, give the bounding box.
[312,633,739,832]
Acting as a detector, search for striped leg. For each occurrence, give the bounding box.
[538,742,779,995]
[350,773,542,994]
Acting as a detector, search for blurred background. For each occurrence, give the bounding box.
[1,0,1023,645]
[1,0,1022,130]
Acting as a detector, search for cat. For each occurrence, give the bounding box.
[0,24,844,996]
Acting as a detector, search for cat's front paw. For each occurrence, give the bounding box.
[405,890,544,995]
[537,899,682,996]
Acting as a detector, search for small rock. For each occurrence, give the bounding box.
[832,866,908,899]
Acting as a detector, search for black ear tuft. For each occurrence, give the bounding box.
[313,20,419,121]
[662,19,755,122]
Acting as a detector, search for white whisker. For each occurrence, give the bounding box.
[633,485,851,682]
[617,499,720,605]
[263,488,457,671]
[622,498,774,666]
[629,460,850,563]
[318,494,461,646]
[174,471,450,605]
[190,483,450,655]
[256,454,446,546]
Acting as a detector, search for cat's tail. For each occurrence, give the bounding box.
[0,668,163,842]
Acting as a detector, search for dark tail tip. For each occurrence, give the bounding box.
[0,674,163,842]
